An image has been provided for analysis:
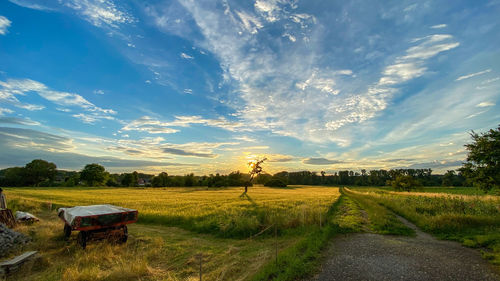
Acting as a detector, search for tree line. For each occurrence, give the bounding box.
[0,159,465,189]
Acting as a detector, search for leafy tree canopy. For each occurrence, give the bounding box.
[80,163,106,186]
[24,159,57,186]
[460,125,500,192]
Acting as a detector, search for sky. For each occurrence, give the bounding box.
[0,0,499,175]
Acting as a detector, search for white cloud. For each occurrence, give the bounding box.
[183,88,193,94]
[431,24,447,29]
[0,78,116,121]
[0,16,12,35]
[233,135,257,142]
[481,77,500,84]
[122,116,180,134]
[180,52,194,59]
[122,115,248,135]
[0,108,14,115]
[8,0,54,11]
[171,2,460,146]
[476,101,495,107]
[62,0,135,28]
[235,10,263,34]
[94,89,105,95]
[455,69,492,81]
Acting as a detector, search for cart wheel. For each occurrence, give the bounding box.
[119,226,128,244]
[63,225,71,240]
[77,231,88,249]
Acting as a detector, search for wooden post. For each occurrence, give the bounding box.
[319,211,322,228]
[302,205,305,226]
[199,254,202,281]
[274,224,278,267]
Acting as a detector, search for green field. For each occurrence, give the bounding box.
[2,185,500,280]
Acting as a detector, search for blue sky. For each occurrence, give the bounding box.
[0,0,499,175]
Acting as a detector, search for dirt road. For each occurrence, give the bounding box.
[310,215,500,281]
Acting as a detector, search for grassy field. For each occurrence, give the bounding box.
[5,186,339,238]
[2,186,341,280]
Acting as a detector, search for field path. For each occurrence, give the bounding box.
[310,215,500,281]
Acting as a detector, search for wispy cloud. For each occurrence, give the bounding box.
[62,0,135,28]
[172,1,460,147]
[476,101,495,107]
[122,115,247,134]
[431,24,447,29]
[8,0,54,11]
[122,116,180,134]
[0,78,116,122]
[0,108,14,116]
[0,16,12,35]
[0,116,40,126]
[180,52,194,59]
[455,69,491,81]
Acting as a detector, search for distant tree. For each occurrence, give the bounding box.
[152,172,169,187]
[244,158,267,194]
[255,173,273,185]
[121,172,139,187]
[184,173,195,187]
[391,175,421,192]
[264,178,287,187]
[442,170,456,186]
[460,125,500,192]
[80,163,106,186]
[24,159,57,186]
[1,167,26,186]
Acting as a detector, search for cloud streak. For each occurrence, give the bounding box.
[0,16,11,35]
[455,69,492,81]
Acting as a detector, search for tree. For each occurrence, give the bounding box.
[24,159,57,186]
[1,167,26,186]
[460,125,500,192]
[80,163,106,186]
[390,175,421,192]
[442,170,456,186]
[152,172,169,187]
[244,158,267,194]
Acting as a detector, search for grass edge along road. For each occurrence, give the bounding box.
[345,187,500,269]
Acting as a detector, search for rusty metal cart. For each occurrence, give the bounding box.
[58,204,138,249]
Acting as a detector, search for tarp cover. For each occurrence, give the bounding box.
[58,204,136,225]
[15,211,39,222]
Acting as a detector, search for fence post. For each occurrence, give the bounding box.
[198,253,202,281]
[319,211,322,228]
[275,224,278,267]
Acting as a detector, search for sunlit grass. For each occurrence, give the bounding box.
[3,186,341,280]
[5,186,340,238]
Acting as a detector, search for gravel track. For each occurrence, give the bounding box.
[310,215,500,281]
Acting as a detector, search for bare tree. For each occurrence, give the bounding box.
[243,158,267,194]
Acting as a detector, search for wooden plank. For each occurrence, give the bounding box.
[0,209,16,228]
[0,251,37,267]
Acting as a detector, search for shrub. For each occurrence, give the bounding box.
[265,179,287,187]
